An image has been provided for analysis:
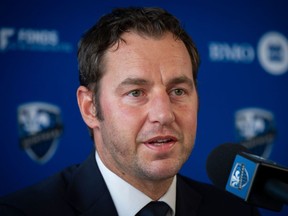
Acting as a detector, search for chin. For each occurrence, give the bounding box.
[147,160,182,179]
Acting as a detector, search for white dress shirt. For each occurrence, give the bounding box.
[96,151,176,216]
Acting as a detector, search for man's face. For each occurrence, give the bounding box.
[94,32,198,185]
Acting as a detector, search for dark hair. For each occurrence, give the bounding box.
[77,7,200,135]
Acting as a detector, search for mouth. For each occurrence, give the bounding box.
[143,136,177,151]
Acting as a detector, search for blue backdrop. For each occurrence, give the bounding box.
[1,1,288,215]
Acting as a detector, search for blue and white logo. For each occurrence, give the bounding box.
[257,32,288,75]
[226,155,258,200]
[208,31,288,76]
[0,27,73,53]
[235,108,276,158]
[230,163,249,190]
[18,102,64,164]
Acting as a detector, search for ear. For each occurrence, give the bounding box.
[76,86,99,129]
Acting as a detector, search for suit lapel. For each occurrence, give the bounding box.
[67,152,118,215]
[175,175,203,216]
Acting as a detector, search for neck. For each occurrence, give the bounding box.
[95,146,175,200]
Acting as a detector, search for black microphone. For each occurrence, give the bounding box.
[206,143,288,211]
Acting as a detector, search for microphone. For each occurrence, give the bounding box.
[206,143,288,211]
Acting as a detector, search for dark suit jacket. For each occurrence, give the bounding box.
[0,153,260,216]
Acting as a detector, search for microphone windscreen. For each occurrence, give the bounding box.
[206,143,250,189]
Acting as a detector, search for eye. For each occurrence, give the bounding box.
[171,88,185,96]
[128,89,143,97]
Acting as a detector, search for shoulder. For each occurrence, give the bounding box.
[177,174,260,216]
[0,163,80,216]
[177,174,232,198]
[0,152,107,216]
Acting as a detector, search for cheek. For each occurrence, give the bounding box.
[102,99,146,132]
[182,114,197,136]
[177,104,198,133]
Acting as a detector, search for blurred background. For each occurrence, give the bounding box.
[1,0,287,215]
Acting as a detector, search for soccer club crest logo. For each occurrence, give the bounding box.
[17,102,64,164]
[230,163,249,190]
[235,108,276,158]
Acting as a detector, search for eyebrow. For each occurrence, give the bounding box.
[117,75,194,89]
[166,75,194,89]
[119,78,151,86]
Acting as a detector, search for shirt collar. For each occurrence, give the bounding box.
[96,151,176,216]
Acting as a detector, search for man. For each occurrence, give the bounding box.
[0,7,260,216]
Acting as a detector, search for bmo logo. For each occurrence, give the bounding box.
[209,31,288,76]
[257,32,288,75]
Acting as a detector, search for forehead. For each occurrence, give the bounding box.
[108,31,188,57]
[102,32,193,82]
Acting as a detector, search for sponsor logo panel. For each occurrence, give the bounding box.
[209,31,288,75]
[0,27,73,53]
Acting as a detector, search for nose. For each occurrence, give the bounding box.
[148,91,175,126]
